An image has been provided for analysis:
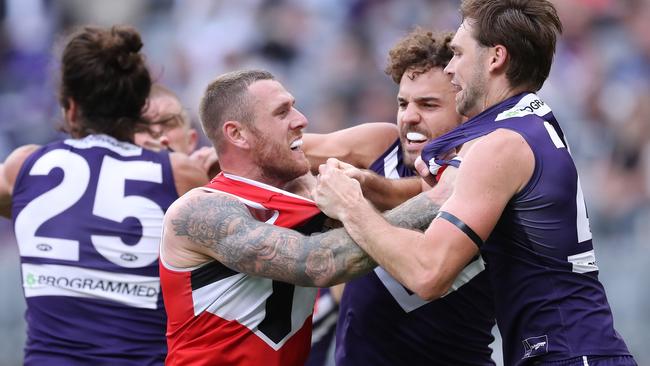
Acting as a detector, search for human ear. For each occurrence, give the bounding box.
[488,45,508,73]
[223,121,250,149]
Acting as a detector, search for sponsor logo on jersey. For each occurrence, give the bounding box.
[22,263,160,309]
[495,93,552,121]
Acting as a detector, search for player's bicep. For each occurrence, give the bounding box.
[303,123,397,172]
[440,129,534,242]
[0,144,40,218]
[166,192,309,280]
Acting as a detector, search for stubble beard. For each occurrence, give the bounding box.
[457,65,486,118]
[252,131,309,185]
[399,140,418,170]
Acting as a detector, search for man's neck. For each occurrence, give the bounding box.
[466,82,529,120]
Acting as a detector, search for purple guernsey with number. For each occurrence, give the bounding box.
[422,93,633,365]
[12,134,178,366]
[335,139,496,365]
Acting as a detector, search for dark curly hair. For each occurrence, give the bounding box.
[385,27,454,84]
[59,25,152,141]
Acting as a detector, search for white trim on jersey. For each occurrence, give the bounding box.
[199,186,280,224]
[64,134,143,157]
[222,173,316,203]
[567,250,599,274]
[383,145,401,180]
[444,256,486,295]
[375,267,428,312]
[494,93,552,122]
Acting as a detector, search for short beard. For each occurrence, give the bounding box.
[457,57,487,118]
[250,127,309,185]
[399,141,417,170]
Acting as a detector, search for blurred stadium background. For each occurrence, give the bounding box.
[1,0,648,365]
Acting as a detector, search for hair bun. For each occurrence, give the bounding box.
[104,26,144,72]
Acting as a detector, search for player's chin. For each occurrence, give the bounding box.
[297,159,311,175]
[288,156,310,175]
[402,153,418,170]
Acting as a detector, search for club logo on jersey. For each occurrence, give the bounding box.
[120,253,138,262]
[522,335,548,358]
[36,243,53,252]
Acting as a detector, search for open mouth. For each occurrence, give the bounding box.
[290,138,303,151]
[406,132,428,145]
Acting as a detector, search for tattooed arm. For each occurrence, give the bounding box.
[162,188,440,287]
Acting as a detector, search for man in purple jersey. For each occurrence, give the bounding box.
[0,26,207,365]
[304,28,496,365]
[314,1,636,365]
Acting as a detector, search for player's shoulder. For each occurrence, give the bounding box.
[4,144,42,188]
[167,185,247,219]
[472,128,531,161]
[6,144,41,164]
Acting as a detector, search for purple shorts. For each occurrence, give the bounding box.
[531,355,637,366]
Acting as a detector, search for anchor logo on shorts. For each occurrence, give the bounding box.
[522,335,548,358]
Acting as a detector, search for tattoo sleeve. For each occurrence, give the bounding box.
[171,191,440,287]
[383,191,442,232]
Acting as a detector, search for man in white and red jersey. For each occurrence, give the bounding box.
[159,69,441,366]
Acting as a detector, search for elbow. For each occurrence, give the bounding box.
[410,269,449,301]
[313,278,336,288]
[311,272,349,288]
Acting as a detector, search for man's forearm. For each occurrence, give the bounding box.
[337,191,442,259]
[360,172,422,211]
[306,191,441,286]
[335,192,442,292]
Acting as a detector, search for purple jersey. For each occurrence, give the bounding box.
[335,140,496,365]
[12,135,178,366]
[423,94,632,365]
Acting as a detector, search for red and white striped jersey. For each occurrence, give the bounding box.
[160,173,327,366]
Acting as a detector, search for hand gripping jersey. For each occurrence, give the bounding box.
[160,173,327,366]
[12,134,178,366]
[335,140,496,366]
[422,93,633,365]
